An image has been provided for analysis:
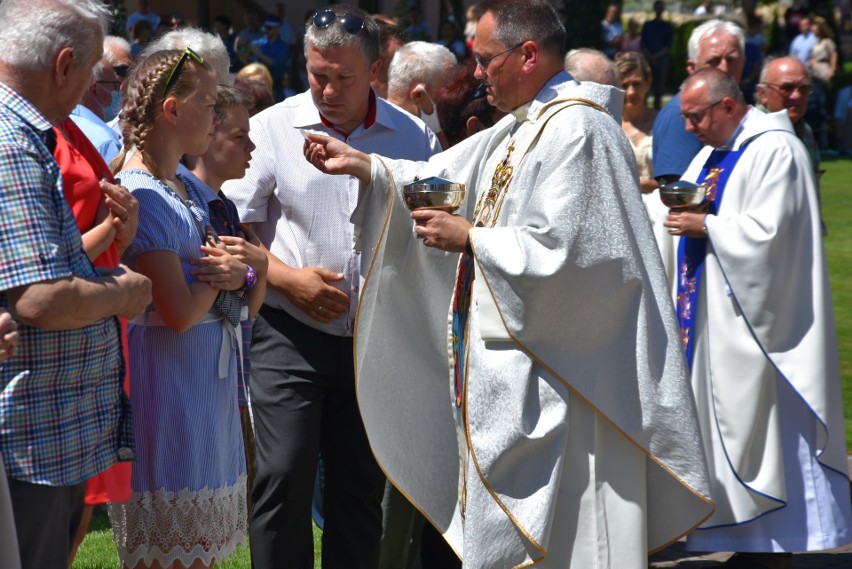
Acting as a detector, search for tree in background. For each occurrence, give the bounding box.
[107,0,128,37]
[562,0,608,51]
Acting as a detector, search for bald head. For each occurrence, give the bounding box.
[564,48,619,87]
[680,67,747,148]
[757,56,811,124]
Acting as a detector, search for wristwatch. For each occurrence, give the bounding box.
[241,265,257,291]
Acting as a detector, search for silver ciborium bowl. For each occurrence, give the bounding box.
[659,180,707,209]
[402,176,466,213]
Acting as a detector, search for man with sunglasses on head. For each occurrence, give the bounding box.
[665,67,852,568]
[223,5,441,569]
[756,56,826,235]
[303,0,715,566]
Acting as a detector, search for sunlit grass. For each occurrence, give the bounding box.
[821,157,852,444]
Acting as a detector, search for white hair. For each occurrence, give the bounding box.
[92,60,106,82]
[564,48,620,87]
[103,35,132,65]
[0,0,110,70]
[387,41,457,100]
[687,19,745,63]
[143,27,233,86]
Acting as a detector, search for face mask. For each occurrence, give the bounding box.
[102,90,122,123]
[413,84,442,134]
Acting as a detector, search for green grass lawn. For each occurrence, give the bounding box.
[73,159,852,567]
[821,157,852,444]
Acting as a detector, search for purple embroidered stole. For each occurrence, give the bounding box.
[677,147,746,366]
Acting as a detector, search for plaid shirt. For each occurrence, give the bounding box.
[0,81,133,486]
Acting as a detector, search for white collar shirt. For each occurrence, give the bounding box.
[223,89,441,336]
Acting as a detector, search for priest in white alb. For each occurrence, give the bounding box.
[666,67,852,569]
[305,1,715,567]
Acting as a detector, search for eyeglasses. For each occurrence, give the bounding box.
[112,64,129,78]
[762,82,812,97]
[311,10,378,49]
[474,42,524,71]
[162,47,205,96]
[96,80,122,91]
[680,99,723,124]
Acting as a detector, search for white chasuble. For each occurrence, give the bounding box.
[680,109,851,552]
[351,73,714,568]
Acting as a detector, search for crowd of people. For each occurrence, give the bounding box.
[603,1,850,155]
[0,1,850,569]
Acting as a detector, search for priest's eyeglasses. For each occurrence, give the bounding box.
[474,42,524,71]
[162,47,205,96]
[681,99,722,124]
[762,82,813,97]
[311,10,378,50]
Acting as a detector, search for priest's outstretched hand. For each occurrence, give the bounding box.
[303,131,372,183]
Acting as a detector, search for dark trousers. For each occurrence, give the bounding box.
[249,306,384,569]
[650,55,670,110]
[7,477,85,569]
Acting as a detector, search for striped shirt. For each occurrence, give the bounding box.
[0,81,132,486]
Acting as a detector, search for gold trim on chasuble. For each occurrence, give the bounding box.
[464,98,714,565]
[461,99,647,568]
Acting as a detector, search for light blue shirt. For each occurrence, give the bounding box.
[789,31,817,64]
[70,104,122,165]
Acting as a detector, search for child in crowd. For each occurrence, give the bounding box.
[184,85,267,515]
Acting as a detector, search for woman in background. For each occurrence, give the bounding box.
[616,51,676,288]
[808,17,837,148]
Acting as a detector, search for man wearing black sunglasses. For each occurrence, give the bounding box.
[303,1,714,567]
[223,5,441,569]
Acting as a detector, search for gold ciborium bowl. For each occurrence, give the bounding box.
[403,177,465,213]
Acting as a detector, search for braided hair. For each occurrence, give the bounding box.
[111,49,211,176]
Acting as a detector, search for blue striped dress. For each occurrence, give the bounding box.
[108,170,247,567]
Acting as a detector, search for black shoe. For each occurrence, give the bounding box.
[721,552,793,569]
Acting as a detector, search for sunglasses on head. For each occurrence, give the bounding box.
[162,47,205,96]
[311,10,378,49]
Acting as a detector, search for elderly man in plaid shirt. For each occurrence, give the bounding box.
[0,2,151,568]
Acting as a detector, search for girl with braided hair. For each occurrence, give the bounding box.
[106,48,249,569]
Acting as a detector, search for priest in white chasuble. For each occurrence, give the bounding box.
[305,1,714,567]
[666,67,852,568]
